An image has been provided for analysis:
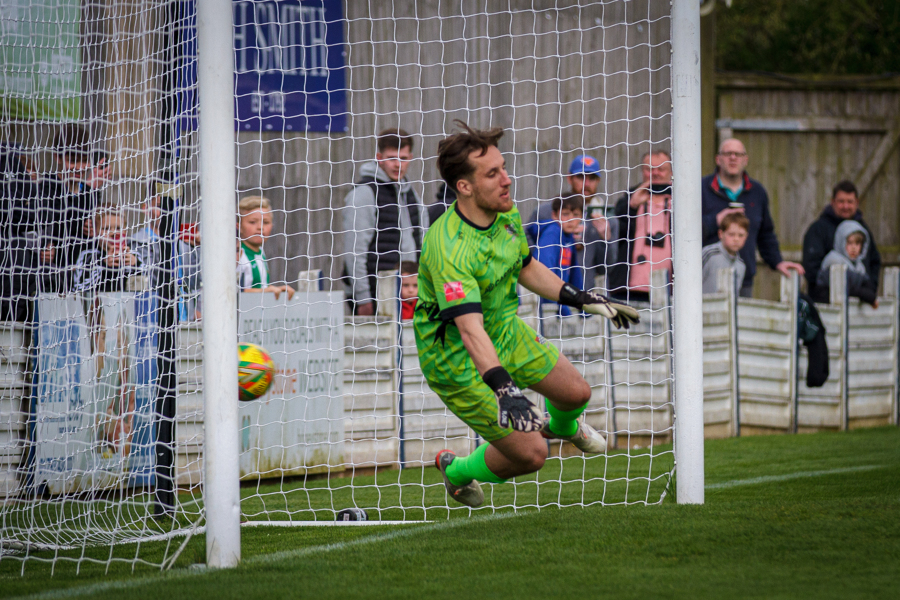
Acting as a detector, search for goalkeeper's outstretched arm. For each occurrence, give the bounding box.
[518,258,640,329]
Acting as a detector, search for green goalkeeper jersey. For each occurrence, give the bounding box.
[413,202,532,386]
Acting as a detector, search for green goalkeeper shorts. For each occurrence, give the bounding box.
[427,318,560,442]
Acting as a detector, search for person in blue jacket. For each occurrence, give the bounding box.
[701,138,803,297]
[531,193,585,316]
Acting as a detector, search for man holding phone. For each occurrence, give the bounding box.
[605,150,673,302]
[701,138,803,297]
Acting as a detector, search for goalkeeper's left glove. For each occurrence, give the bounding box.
[483,366,543,432]
[558,283,641,330]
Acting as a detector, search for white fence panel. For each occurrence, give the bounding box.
[2,267,899,495]
[702,269,737,438]
[0,324,28,496]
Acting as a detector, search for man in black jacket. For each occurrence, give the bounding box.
[701,138,803,297]
[802,180,881,303]
[41,124,108,293]
[0,145,41,322]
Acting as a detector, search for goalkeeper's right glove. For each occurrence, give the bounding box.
[558,283,641,330]
[483,366,543,432]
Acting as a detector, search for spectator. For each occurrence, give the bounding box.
[427,181,457,226]
[72,207,142,293]
[131,177,202,320]
[802,180,881,303]
[702,138,803,297]
[608,150,673,303]
[702,212,749,294]
[399,260,418,320]
[533,194,585,316]
[342,128,428,315]
[41,124,110,293]
[0,145,43,322]
[816,221,878,308]
[237,195,295,300]
[526,154,613,289]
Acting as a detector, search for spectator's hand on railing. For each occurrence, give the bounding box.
[776,261,805,277]
[265,284,295,300]
[356,301,375,316]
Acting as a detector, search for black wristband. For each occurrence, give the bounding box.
[482,366,514,393]
[558,282,584,309]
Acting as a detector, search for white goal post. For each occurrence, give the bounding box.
[0,0,702,573]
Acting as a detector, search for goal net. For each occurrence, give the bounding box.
[1,0,676,573]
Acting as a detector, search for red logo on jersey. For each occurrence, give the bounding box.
[444,281,466,302]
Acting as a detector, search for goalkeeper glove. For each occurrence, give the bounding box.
[558,283,641,330]
[483,367,543,432]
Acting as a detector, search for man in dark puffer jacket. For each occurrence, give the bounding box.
[802,179,881,303]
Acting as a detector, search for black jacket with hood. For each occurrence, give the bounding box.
[802,205,881,302]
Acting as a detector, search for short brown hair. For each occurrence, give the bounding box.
[719,212,750,233]
[551,193,585,215]
[377,128,413,153]
[54,123,91,160]
[846,231,866,245]
[832,180,858,199]
[400,260,418,275]
[437,120,504,194]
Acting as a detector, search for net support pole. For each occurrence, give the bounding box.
[197,0,241,567]
[671,0,705,505]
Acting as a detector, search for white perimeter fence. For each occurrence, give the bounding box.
[1,264,897,493]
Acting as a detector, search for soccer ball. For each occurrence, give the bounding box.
[238,343,275,401]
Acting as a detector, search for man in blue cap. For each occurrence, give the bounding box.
[525,154,613,289]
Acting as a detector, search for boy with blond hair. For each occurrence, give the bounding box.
[237,195,294,299]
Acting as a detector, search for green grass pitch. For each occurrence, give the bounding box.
[1,426,898,599]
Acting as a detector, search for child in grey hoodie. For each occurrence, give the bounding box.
[816,220,877,307]
[702,212,749,294]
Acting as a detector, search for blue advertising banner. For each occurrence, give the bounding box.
[177,0,347,133]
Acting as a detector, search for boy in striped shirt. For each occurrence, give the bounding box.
[237,195,295,299]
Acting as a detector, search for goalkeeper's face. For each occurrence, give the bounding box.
[465,145,513,213]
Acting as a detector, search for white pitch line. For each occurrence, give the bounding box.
[706,464,886,490]
[8,512,520,600]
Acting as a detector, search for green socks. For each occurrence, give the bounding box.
[546,402,585,437]
[445,443,507,486]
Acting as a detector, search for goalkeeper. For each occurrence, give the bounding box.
[414,122,640,507]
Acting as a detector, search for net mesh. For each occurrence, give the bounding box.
[1,0,674,572]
